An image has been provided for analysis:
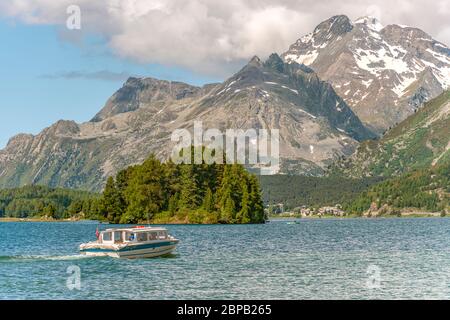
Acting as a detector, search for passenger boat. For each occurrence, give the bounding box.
[79,226,179,259]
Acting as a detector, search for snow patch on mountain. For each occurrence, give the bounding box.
[284,51,318,65]
[354,47,411,76]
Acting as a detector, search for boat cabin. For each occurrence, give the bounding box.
[99,227,169,245]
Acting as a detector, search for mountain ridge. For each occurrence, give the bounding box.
[0,53,373,191]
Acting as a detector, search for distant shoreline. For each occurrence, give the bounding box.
[270,211,444,219]
[1,213,446,224]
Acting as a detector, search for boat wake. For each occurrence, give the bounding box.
[0,254,94,263]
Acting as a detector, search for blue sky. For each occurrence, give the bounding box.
[0,20,221,149]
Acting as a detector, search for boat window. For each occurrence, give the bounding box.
[149,232,157,240]
[126,232,135,241]
[114,231,123,243]
[103,232,112,241]
[137,233,148,242]
[157,231,167,239]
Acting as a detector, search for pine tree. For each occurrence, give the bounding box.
[123,155,166,223]
[103,177,123,223]
[202,188,214,212]
[237,181,251,224]
[44,203,57,219]
[68,199,83,217]
[216,165,233,211]
[178,164,201,209]
[168,193,179,216]
[248,175,265,223]
[221,193,235,223]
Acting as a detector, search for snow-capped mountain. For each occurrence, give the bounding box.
[282,15,450,134]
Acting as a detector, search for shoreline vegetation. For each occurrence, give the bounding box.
[0,210,445,224]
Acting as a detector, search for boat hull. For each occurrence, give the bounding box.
[80,240,179,259]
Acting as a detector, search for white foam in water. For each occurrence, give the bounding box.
[43,255,92,261]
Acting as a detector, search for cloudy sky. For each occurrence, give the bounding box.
[1,0,450,147]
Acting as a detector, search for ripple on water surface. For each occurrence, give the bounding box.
[1,218,450,299]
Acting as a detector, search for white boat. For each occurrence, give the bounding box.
[79,226,179,259]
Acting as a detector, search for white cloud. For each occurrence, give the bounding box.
[1,0,449,76]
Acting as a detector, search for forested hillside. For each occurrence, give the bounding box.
[259,175,383,209]
[332,91,450,178]
[0,186,100,219]
[345,163,450,215]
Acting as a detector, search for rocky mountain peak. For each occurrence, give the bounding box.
[282,15,450,134]
[248,55,263,67]
[353,16,384,31]
[4,133,33,149]
[50,120,80,136]
[91,77,201,122]
[263,53,285,73]
[314,15,354,35]
[202,53,375,142]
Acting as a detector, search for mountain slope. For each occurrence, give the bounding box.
[0,54,373,191]
[345,163,449,215]
[331,90,450,177]
[282,15,450,134]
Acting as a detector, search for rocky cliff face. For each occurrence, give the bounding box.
[0,54,374,191]
[282,15,450,134]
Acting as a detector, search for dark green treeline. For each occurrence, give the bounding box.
[0,185,101,219]
[101,154,266,224]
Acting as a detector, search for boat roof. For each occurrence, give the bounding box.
[102,226,168,233]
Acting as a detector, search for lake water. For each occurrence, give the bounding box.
[1,218,450,300]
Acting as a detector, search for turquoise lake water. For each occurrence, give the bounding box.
[1,218,450,299]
